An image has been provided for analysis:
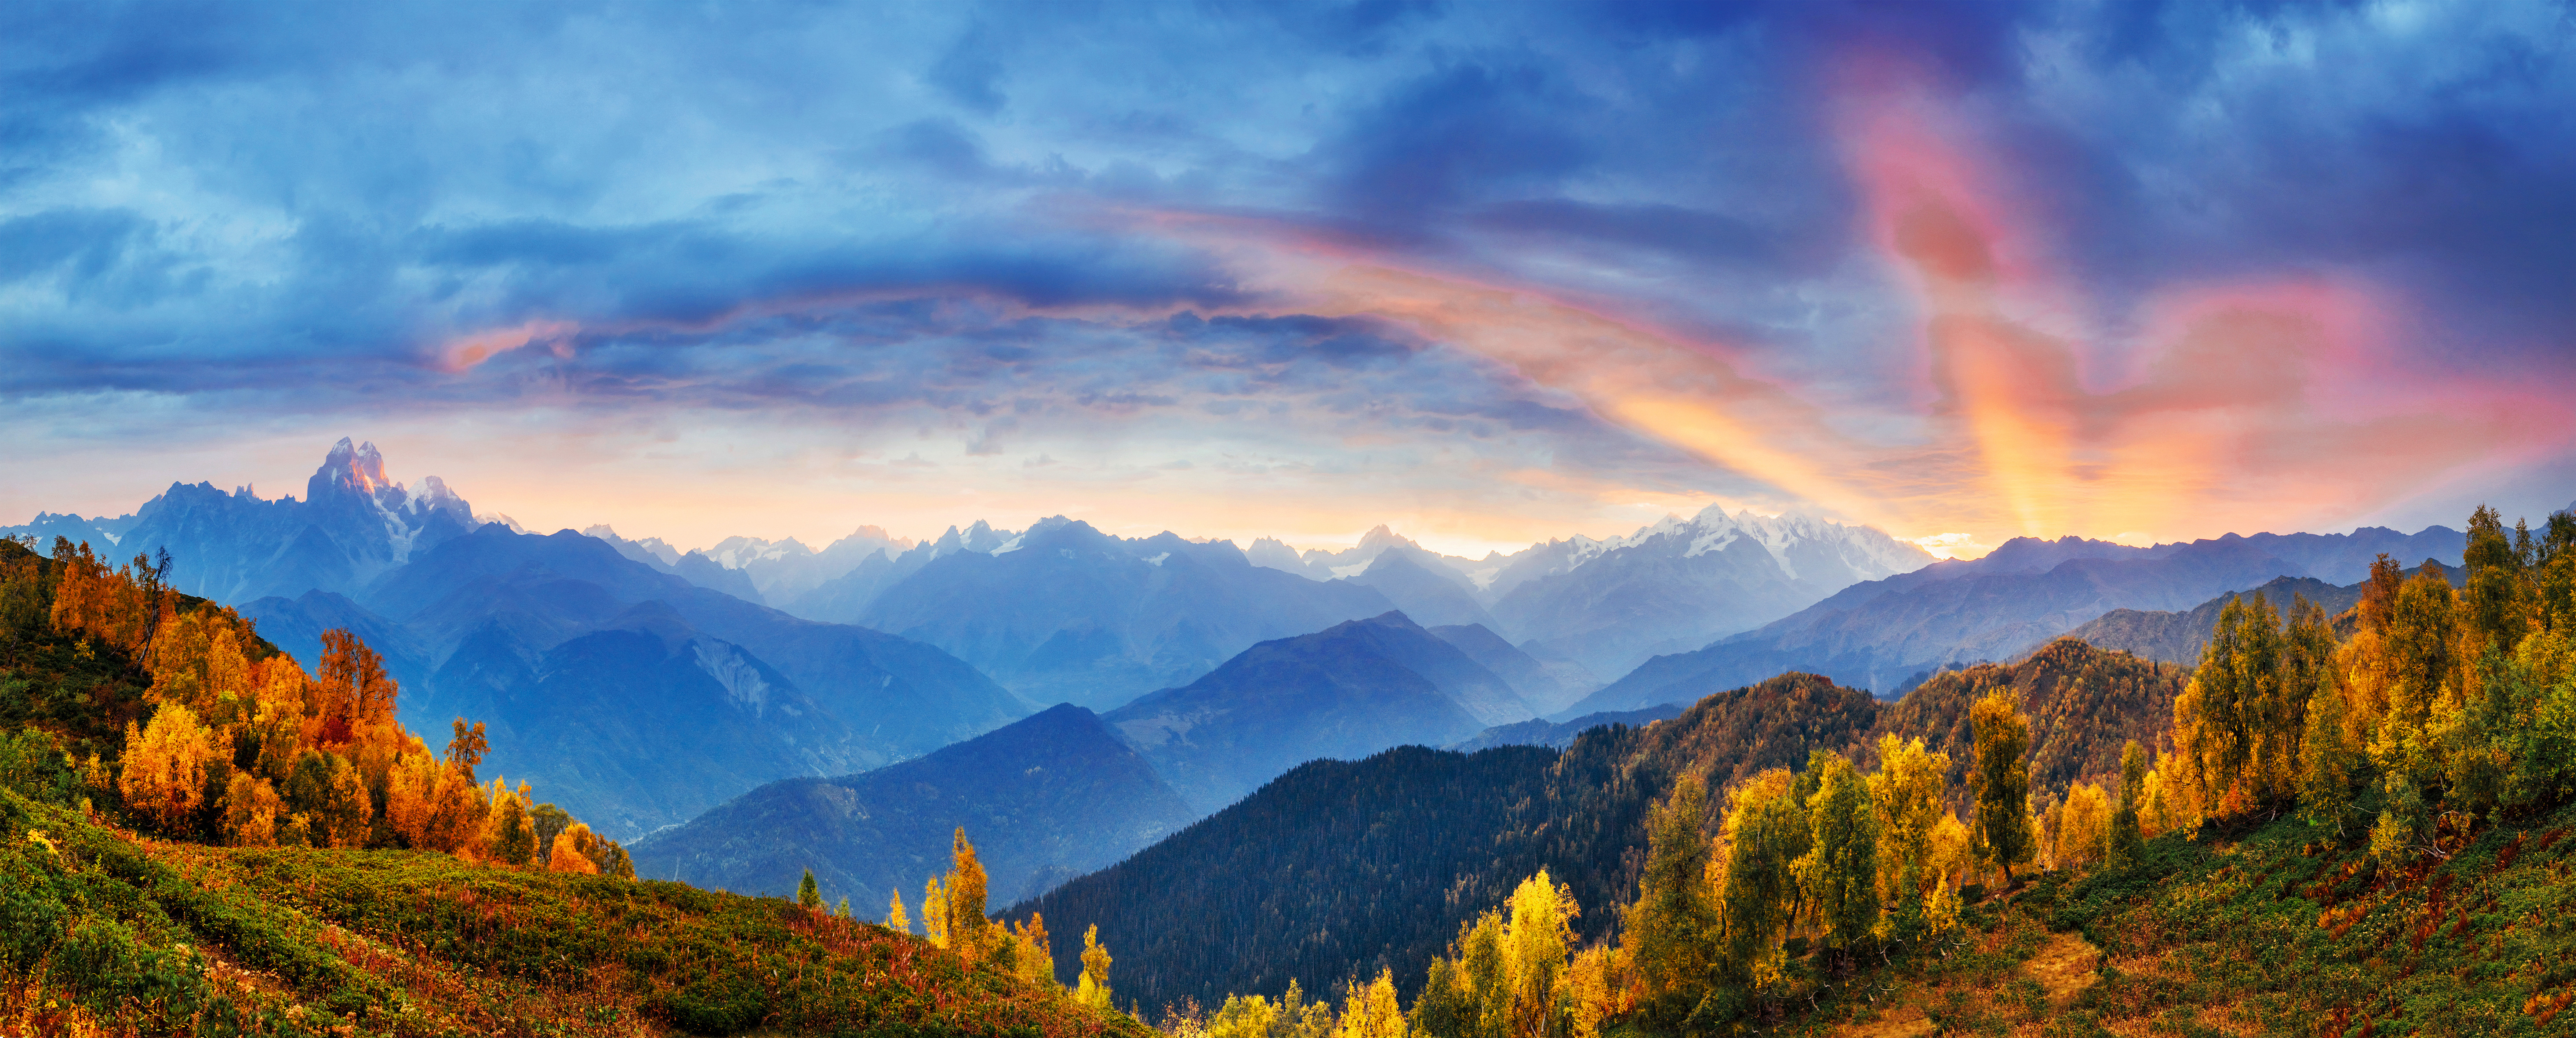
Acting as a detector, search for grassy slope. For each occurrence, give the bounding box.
[1764,801,2576,1037]
[4,785,1152,1038]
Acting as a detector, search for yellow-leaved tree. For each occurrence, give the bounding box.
[1076,923,1113,1010]
[120,703,220,832]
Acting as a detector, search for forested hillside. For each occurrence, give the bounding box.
[0,534,1145,1036]
[1014,646,2177,1011]
[1025,504,2576,1038]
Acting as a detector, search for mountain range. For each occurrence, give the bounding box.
[245,524,1026,838]
[1103,611,1531,813]
[1563,525,2468,713]
[629,703,1196,911]
[1009,638,2185,1009]
[4,439,481,602]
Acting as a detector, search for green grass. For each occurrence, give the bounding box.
[2,787,1156,1038]
[2020,802,2576,1037]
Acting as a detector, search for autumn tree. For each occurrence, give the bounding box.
[1621,773,1715,1027]
[447,719,488,783]
[887,889,911,934]
[485,780,538,866]
[1076,923,1114,1010]
[2108,741,2148,867]
[1004,912,1057,985]
[1338,969,1407,1038]
[549,824,600,874]
[222,771,283,847]
[943,827,992,957]
[283,749,371,848]
[1797,751,1880,960]
[120,703,221,832]
[530,802,571,863]
[315,628,398,745]
[1968,689,2035,886]
[1868,734,1950,906]
[2047,783,2111,869]
[923,877,950,948]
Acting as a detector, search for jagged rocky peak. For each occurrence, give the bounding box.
[309,437,393,499]
[302,437,470,521]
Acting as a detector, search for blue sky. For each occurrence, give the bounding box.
[4,0,2571,555]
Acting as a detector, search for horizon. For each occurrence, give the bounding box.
[10,434,2547,564]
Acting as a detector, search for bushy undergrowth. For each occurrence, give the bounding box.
[2019,802,2576,1037]
[3,787,1154,1038]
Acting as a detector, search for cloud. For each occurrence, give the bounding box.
[3,0,2572,548]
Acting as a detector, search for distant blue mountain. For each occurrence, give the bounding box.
[831,517,1402,711]
[1449,703,1687,752]
[239,524,1031,838]
[1102,611,1523,813]
[630,703,1195,910]
[23,440,1033,841]
[1560,525,2470,715]
[18,439,481,603]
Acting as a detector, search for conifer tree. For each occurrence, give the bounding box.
[887,889,911,934]
[1968,689,2035,886]
[836,896,852,919]
[798,868,823,911]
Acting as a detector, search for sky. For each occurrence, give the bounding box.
[4,0,2573,559]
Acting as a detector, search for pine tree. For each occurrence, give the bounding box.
[798,868,823,911]
[836,896,852,919]
[1968,688,2035,887]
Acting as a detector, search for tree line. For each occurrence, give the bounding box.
[2,535,631,875]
